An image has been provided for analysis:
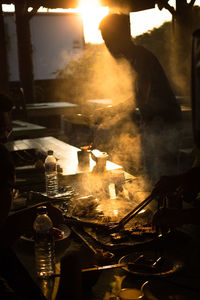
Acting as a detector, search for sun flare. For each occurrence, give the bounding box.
[77,0,109,43]
[2,1,180,44]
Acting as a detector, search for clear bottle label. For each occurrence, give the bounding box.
[34,219,55,278]
[45,162,57,173]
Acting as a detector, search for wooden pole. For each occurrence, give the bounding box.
[15,1,35,103]
[0,4,9,92]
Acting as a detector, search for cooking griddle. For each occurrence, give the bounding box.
[63,196,158,250]
[82,225,157,250]
[64,192,154,226]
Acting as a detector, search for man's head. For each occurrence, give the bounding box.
[99,13,132,58]
[0,92,13,143]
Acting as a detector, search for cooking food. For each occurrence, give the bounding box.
[69,195,100,219]
[129,226,156,237]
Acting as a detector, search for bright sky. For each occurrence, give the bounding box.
[130,7,172,37]
[3,0,200,44]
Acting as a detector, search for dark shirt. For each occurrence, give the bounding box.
[0,144,15,232]
[0,275,20,299]
[128,44,182,125]
[181,166,200,205]
[0,144,15,189]
[0,146,46,299]
[0,248,46,300]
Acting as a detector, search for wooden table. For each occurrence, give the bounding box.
[8,137,200,300]
[63,100,192,129]
[6,136,122,176]
[7,136,133,300]
[26,102,78,131]
[26,102,78,117]
[11,120,46,140]
[64,98,135,127]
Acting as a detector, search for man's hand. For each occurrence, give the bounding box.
[152,208,183,234]
[152,174,182,197]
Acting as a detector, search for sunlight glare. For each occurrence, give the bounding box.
[130,6,172,37]
[77,0,109,43]
[3,0,200,43]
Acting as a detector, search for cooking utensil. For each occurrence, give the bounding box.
[71,226,97,254]
[77,148,91,168]
[118,250,183,277]
[109,194,154,232]
[71,225,115,266]
[81,253,144,272]
[81,263,127,272]
[50,262,132,277]
[81,254,161,272]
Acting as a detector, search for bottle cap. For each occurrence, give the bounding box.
[47,150,53,155]
[36,206,47,214]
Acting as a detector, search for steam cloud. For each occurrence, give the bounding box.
[56,43,150,193]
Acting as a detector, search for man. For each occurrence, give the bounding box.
[99,14,182,182]
[151,28,200,231]
[151,166,200,230]
[0,92,15,229]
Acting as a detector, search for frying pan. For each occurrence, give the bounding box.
[118,250,183,277]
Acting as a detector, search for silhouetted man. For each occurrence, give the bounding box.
[99,13,182,182]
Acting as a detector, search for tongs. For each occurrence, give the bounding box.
[108,194,154,233]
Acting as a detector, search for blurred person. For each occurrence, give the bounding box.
[0,92,15,227]
[149,167,200,275]
[99,14,182,183]
[0,92,82,300]
[151,26,200,232]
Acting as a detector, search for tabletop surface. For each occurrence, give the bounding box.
[6,136,122,176]
[26,102,78,109]
[26,102,79,118]
[12,120,46,131]
[7,137,200,300]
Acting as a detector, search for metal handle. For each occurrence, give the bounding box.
[109,194,154,232]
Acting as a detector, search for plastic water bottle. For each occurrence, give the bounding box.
[45,150,58,197]
[33,206,55,278]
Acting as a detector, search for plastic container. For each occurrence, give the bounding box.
[45,150,58,197]
[77,148,90,169]
[33,206,55,278]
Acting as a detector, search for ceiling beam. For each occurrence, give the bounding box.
[1,0,79,9]
[100,0,155,12]
[1,0,155,12]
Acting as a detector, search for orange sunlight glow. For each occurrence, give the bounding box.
[77,0,109,44]
[3,1,182,44]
